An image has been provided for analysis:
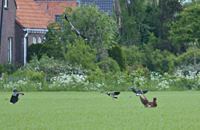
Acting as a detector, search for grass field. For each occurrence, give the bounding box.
[0,91,199,130]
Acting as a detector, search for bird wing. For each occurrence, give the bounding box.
[114,92,120,95]
[12,89,24,96]
[130,88,138,93]
[13,89,20,93]
[64,15,87,40]
[142,90,148,94]
[131,88,148,94]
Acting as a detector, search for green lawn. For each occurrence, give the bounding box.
[0,91,199,130]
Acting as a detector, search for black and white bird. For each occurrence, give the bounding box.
[100,91,120,99]
[10,89,24,104]
[64,15,88,40]
[130,87,148,96]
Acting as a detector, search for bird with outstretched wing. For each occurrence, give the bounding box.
[100,91,120,99]
[64,15,88,40]
[130,87,148,96]
[10,89,24,104]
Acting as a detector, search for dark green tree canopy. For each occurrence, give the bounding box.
[169,4,200,53]
[108,44,126,71]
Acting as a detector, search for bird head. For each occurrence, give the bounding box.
[106,92,110,96]
[20,93,24,95]
[153,98,157,102]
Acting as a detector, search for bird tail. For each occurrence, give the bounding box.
[64,15,70,22]
[113,97,118,99]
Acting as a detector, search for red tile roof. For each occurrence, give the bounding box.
[15,0,54,29]
[35,1,77,21]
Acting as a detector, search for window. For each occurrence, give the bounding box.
[55,15,64,26]
[8,37,12,63]
[4,0,8,8]
[77,1,81,7]
[38,37,42,43]
[33,37,36,44]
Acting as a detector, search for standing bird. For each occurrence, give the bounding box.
[138,90,157,108]
[10,89,24,104]
[131,87,148,96]
[64,15,88,40]
[100,91,120,99]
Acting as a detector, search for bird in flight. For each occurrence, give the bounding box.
[64,15,88,40]
[100,91,120,99]
[10,89,24,104]
[130,87,148,96]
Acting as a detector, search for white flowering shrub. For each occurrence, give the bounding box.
[1,62,200,92]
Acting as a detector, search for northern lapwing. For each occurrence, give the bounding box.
[100,91,120,99]
[131,87,148,96]
[64,15,88,40]
[10,89,24,104]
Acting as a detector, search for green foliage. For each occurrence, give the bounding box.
[27,42,64,62]
[0,62,20,76]
[60,4,118,62]
[38,44,51,59]
[96,57,120,73]
[118,0,147,46]
[87,67,105,83]
[27,43,43,61]
[122,45,145,66]
[62,40,97,70]
[108,44,126,71]
[126,62,150,77]
[39,44,64,60]
[13,55,87,78]
[44,22,63,45]
[27,70,45,87]
[169,5,200,53]
[142,35,176,74]
[140,3,161,44]
[175,47,200,66]
[151,49,176,74]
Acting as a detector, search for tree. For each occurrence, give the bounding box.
[140,3,161,44]
[108,44,126,71]
[142,33,176,74]
[62,40,97,70]
[169,4,200,54]
[60,4,118,62]
[122,45,145,66]
[117,0,147,46]
[27,43,43,62]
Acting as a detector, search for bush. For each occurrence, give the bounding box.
[122,45,146,66]
[175,47,200,67]
[108,44,126,71]
[0,62,20,76]
[27,43,43,62]
[96,57,120,73]
[62,40,97,70]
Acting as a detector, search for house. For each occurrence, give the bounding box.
[0,0,17,65]
[14,0,54,66]
[0,0,77,66]
[81,0,114,16]
[34,0,114,16]
[34,0,77,22]
[0,0,54,66]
